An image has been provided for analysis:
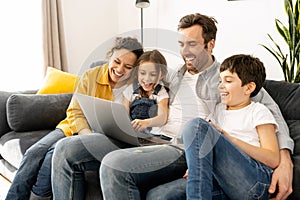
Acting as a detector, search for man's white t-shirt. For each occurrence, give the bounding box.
[152,72,210,141]
[214,102,278,147]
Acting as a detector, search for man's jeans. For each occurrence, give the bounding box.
[183,118,273,199]
[146,176,228,200]
[147,178,187,200]
[100,144,187,200]
[51,133,130,200]
[5,129,65,200]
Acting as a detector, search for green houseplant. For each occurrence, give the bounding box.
[261,0,300,83]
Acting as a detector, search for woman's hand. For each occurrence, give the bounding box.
[78,128,92,135]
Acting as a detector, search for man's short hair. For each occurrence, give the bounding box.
[178,13,217,45]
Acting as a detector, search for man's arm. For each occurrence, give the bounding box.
[251,88,294,152]
[269,149,293,200]
[252,88,294,199]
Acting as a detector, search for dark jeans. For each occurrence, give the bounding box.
[5,129,65,200]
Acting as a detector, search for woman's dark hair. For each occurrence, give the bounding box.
[106,37,144,60]
[220,54,266,97]
[178,13,217,45]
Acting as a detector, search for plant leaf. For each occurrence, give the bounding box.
[266,34,286,58]
[275,19,290,45]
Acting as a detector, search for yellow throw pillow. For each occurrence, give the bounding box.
[37,67,80,94]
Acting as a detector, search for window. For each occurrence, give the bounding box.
[0,1,43,91]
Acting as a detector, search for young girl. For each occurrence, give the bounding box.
[123,50,169,135]
[183,54,280,199]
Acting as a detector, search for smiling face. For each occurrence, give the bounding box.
[218,70,253,110]
[108,48,137,88]
[178,25,214,74]
[137,61,161,92]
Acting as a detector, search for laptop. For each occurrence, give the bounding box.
[74,93,172,146]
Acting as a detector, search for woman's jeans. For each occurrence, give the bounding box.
[100,144,187,200]
[51,133,130,200]
[183,118,273,200]
[5,129,65,200]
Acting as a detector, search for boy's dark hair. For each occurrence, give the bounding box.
[106,37,144,60]
[220,54,266,97]
[178,13,218,45]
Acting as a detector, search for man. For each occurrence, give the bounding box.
[99,13,294,200]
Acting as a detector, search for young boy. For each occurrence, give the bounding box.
[183,54,280,199]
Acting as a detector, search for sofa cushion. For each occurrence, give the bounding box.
[6,93,72,132]
[0,130,51,168]
[264,80,300,120]
[286,120,300,199]
[290,155,300,199]
[288,120,300,155]
[37,67,79,94]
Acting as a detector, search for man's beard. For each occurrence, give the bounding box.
[193,51,211,73]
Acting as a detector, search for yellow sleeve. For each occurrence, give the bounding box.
[56,71,90,136]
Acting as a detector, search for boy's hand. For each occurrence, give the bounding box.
[209,120,223,133]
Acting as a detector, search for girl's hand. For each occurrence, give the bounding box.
[131,119,151,131]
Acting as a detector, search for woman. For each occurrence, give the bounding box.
[5,37,143,200]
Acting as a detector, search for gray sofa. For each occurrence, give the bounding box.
[0,80,299,199]
[0,91,102,199]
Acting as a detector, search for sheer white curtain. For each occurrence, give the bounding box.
[0,1,43,91]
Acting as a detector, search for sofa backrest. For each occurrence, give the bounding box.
[0,91,14,137]
[264,80,300,199]
[264,80,300,120]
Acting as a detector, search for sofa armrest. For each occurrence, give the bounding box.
[6,93,72,132]
[0,90,38,137]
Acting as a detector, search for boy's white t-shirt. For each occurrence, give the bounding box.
[214,102,278,147]
[153,72,210,140]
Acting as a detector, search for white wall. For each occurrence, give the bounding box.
[62,0,288,80]
[61,0,119,75]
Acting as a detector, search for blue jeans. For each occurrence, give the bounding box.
[183,118,273,200]
[147,178,187,200]
[51,133,130,200]
[147,175,228,200]
[100,144,187,200]
[5,129,65,200]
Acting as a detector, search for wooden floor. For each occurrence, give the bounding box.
[0,174,11,200]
